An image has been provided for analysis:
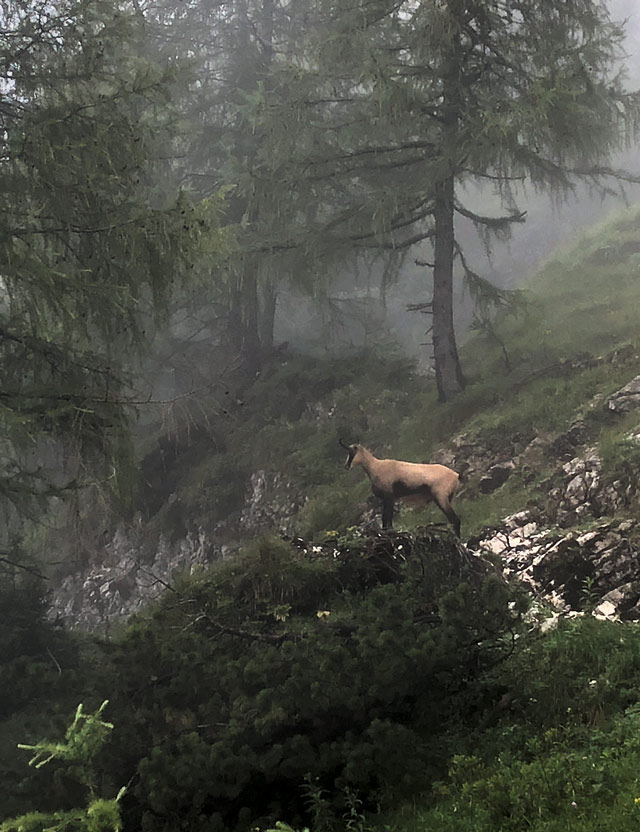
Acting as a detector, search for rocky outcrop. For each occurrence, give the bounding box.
[479,461,516,494]
[476,512,640,621]
[543,445,635,528]
[551,447,604,527]
[50,523,221,633]
[50,469,306,632]
[48,367,640,633]
[239,470,306,534]
[432,433,512,488]
[606,375,640,414]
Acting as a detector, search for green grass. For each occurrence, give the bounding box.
[380,614,640,832]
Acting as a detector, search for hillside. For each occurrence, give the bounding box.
[6,202,640,832]
[42,200,640,628]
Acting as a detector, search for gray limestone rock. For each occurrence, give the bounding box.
[476,516,640,621]
[606,375,640,413]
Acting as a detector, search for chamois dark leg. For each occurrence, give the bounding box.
[436,499,461,538]
[381,497,394,530]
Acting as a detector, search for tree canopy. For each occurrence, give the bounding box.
[249,0,640,398]
[0,0,225,516]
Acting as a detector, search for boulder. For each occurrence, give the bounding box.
[475,517,640,621]
[606,375,640,413]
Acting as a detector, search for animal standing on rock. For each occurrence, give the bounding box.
[340,440,461,537]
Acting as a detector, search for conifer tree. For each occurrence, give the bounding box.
[0,702,124,832]
[261,0,640,399]
[137,0,323,372]
[0,0,223,513]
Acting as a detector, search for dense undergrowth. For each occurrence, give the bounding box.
[6,202,640,831]
[7,540,640,832]
[0,529,522,831]
[384,615,640,832]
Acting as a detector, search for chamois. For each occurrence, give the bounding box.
[340,440,461,537]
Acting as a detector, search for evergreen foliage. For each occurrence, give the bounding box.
[254,0,640,399]
[8,198,640,831]
[3,6,640,830]
[137,0,316,373]
[0,0,225,512]
[0,531,520,832]
[386,616,640,832]
[99,532,514,831]
[0,702,124,832]
[0,570,60,719]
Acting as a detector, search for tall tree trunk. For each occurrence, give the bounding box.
[432,174,465,401]
[431,5,466,402]
[228,287,244,355]
[242,262,262,376]
[260,279,277,358]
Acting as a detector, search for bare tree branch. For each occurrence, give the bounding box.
[454,202,527,228]
[0,553,48,580]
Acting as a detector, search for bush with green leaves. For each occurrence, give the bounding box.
[73,530,521,832]
[383,616,640,832]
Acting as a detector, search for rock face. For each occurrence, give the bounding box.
[51,523,220,633]
[606,375,640,413]
[432,433,514,487]
[50,469,306,632]
[476,513,640,621]
[552,447,604,527]
[544,446,636,528]
[479,461,515,494]
[239,470,305,534]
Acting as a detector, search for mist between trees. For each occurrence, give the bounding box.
[4,2,640,831]
[0,0,639,519]
[0,0,639,550]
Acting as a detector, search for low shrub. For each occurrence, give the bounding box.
[77,532,521,832]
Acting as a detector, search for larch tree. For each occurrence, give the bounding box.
[259,0,640,399]
[0,0,223,518]
[137,0,316,375]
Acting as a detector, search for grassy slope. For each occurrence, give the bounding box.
[247,202,640,832]
[139,201,640,545]
[390,201,640,533]
[373,204,640,832]
[227,202,640,832]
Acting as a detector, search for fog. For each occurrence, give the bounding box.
[282,0,640,361]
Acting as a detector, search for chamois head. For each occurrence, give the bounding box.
[339,438,360,469]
